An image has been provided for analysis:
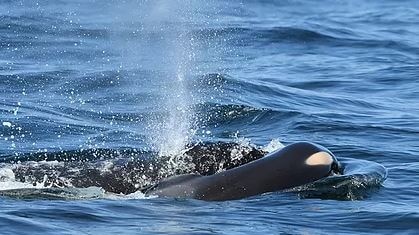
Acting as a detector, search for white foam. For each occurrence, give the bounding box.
[0,168,48,191]
[0,165,50,191]
[0,167,15,181]
[100,160,114,173]
[103,190,151,200]
[230,137,253,161]
[262,139,285,153]
[0,181,46,191]
[2,121,12,128]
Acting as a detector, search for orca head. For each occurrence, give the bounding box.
[282,142,343,178]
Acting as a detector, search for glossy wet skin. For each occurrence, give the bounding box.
[146,142,342,201]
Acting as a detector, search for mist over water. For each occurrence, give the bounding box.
[109,0,229,156]
[110,1,193,156]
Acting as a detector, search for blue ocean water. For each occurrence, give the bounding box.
[1,0,419,234]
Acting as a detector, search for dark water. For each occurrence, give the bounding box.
[1,0,418,234]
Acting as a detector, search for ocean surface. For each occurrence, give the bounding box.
[1,0,419,234]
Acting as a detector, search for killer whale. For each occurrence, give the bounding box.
[145,142,341,201]
[0,141,341,200]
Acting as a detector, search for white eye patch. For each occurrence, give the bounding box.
[305,152,333,166]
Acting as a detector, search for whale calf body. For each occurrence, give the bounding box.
[145,142,341,201]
